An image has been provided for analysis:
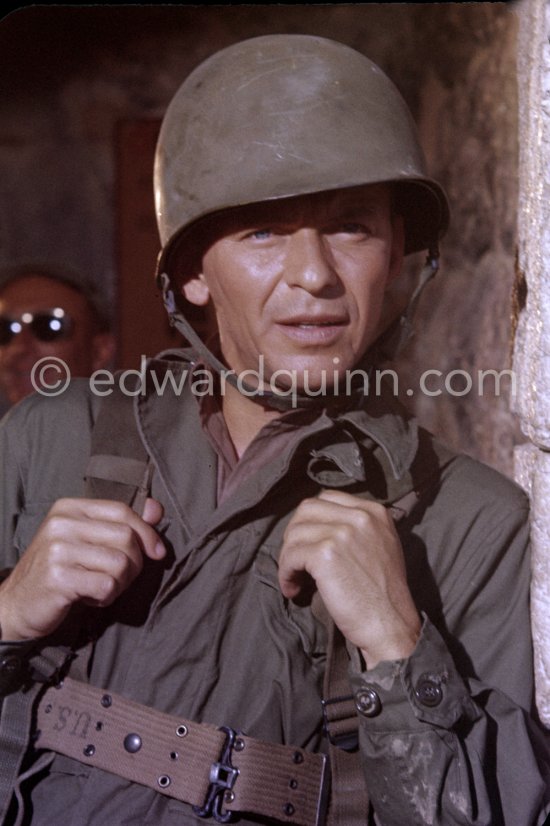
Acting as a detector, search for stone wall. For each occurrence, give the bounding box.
[513,0,550,726]
[0,3,521,475]
[388,5,522,476]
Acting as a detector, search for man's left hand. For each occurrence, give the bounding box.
[278,490,421,669]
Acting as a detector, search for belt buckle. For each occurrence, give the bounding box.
[193,726,240,823]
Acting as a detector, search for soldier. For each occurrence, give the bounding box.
[0,35,548,826]
[0,262,114,407]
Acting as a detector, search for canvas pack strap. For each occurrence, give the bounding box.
[321,618,370,825]
[85,373,151,514]
[34,676,329,826]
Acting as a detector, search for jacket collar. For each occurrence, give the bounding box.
[136,350,421,537]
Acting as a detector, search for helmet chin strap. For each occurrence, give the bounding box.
[375,249,440,361]
[158,249,439,413]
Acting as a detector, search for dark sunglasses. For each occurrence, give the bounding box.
[0,308,74,346]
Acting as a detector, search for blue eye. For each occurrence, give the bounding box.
[250,228,273,240]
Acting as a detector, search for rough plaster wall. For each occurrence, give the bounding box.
[513,0,550,725]
[0,4,521,476]
[388,5,522,477]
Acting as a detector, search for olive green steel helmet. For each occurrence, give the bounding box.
[154,33,449,283]
[153,34,450,409]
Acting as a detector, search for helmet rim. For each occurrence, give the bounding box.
[154,34,450,284]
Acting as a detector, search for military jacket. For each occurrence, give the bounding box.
[0,353,549,825]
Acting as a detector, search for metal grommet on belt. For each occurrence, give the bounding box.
[355,687,382,717]
[414,674,443,707]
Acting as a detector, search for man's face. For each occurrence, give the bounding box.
[0,274,113,405]
[183,185,403,391]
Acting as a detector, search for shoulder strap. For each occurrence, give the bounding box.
[85,375,152,514]
[321,616,371,825]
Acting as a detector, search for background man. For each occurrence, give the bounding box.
[0,262,115,408]
[0,35,548,826]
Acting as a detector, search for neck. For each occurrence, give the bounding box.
[221,382,282,459]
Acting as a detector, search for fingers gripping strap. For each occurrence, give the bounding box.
[35,678,328,826]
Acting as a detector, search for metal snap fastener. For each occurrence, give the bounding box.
[123,733,142,753]
[101,694,112,708]
[414,674,443,707]
[83,744,96,757]
[355,687,382,717]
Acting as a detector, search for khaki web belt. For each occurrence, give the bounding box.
[34,676,330,826]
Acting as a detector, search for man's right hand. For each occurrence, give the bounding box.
[0,497,165,641]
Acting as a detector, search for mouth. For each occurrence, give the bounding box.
[290,321,344,328]
[276,316,348,344]
[279,314,348,327]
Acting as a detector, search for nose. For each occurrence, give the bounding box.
[284,229,338,294]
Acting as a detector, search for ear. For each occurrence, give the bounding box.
[91,332,116,371]
[388,214,405,284]
[182,274,211,307]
